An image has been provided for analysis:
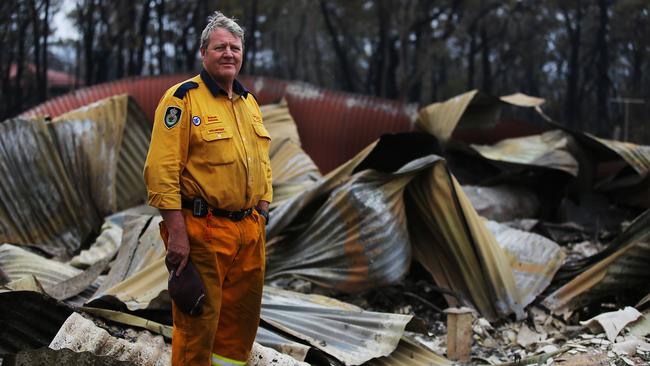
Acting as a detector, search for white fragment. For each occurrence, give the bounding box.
[537,345,559,354]
[620,356,634,365]
[248,343,309,366]
[613,338,639,356]
[580,307,643,342]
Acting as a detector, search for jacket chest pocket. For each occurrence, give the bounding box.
[252,123,271,157]
[201,125,235,164]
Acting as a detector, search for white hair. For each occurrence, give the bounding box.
[200,11,245,51]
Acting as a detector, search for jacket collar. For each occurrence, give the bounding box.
[200,69,248,99]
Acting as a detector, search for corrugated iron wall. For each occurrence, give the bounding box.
[22,75,417,173]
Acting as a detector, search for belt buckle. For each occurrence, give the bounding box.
[192,198,208,217]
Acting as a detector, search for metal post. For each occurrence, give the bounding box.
[609,97,645,142]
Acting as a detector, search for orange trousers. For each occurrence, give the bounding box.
[160,208,266,366]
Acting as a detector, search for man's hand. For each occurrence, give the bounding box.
[256,200,270,224]
[160,210,190,276]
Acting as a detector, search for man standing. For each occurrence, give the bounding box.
[144,11,272,366]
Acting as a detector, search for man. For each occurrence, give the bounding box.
[143,11,272,366]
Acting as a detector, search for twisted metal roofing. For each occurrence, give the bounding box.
[542,209,650,314]
[22,75,418,173]
[0,95,151,258]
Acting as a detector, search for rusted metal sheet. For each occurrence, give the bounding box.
[22,75,417,173]
[417,90,545,144]
[542,209,650,315]
[262,98,321,208]
[265,132,563,321]
[69,205,158,269]
[265,142,433,293]
[52,94,150,215]
[589,136,650,177]
[0,118,94,258]
[0,96,150,258]
[365,337,451,366]
[469,130,579,176]
[269,141,322,209]
[89,215,167,311]
[0,244,103,303]
[484,220,565,308]
[462,184,540,222]
[21,75,191,124]
[261,286,412,365]
[0,244,81,288]
[405,161,524,321]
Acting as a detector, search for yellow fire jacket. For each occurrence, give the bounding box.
[144,70,273,211]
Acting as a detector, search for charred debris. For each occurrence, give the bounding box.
[0,85,649,365]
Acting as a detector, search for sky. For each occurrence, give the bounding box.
[52,0,78,42]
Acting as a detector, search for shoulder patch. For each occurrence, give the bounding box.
[173,81,199,100]
[164,106,182,129]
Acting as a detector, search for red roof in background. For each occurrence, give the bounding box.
[21,74,417,173]
[10,63,83,88]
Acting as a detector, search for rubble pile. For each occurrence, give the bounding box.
[0,88,649,365]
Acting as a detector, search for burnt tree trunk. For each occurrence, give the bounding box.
[595,0,610,136]
[480,23,492,93]
[563,3,582,128]
[244,0,258,74]
[320,0,356,92]
[156,0,165,74]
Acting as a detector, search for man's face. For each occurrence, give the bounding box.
[201,27,243,86]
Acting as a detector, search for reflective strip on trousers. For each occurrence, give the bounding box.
[211,353,246,366]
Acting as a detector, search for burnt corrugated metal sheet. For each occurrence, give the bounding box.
[50,312,307,366]
[69,221,123,268]
[484,220,565,308]
[22,75,417,173]
[94,215,164,295]
[89,215,168,311]
[542,209,650,315]
[589,136,650,177]
[261,286,412,366]
[417,90,545,144]
[469,130,579,176]
[255,327,311,362]
[462,184,540,222]
[0,118,93,258]
[21,75,191,124]
[265,132,563,320]
[262,98,321,208]
[365,337,451,366]
[0,244,81,287]
[50,312,171,366]
[52,95,150,216]
[405,161,524,320]
[0,96,150,258]
[0,244,104,303]
[265,151,423,293]
[0,291,74,354]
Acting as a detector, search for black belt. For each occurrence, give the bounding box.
[181,198,253,221]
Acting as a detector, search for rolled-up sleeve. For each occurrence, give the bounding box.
[143,90,190,210]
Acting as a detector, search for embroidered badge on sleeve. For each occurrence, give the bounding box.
[164,106,182,129]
